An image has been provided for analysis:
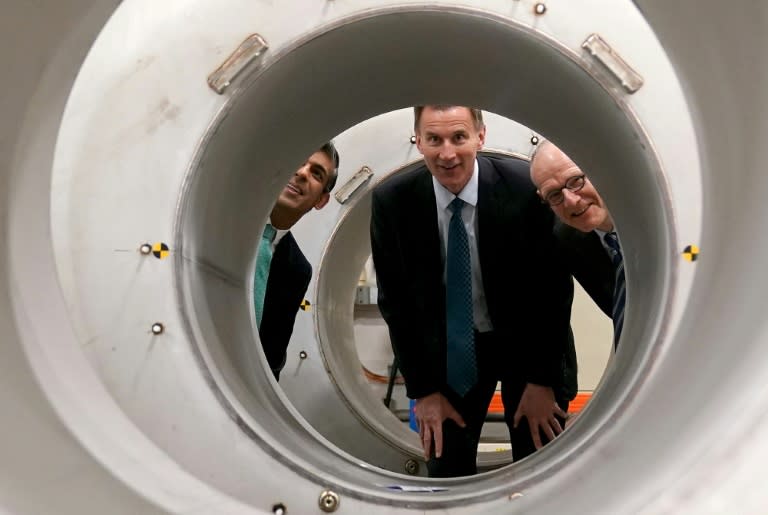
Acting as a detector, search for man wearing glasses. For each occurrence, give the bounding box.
[530,140,624,349]
[255,143,339,380]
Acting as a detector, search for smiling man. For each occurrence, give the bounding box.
[370,106,574,477]
[255,143,339,380]
[530,139,624,349]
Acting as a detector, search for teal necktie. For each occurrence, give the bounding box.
[254,224,277,328]
[445,197,477,397]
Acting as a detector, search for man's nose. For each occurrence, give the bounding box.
[438,143,457,161]
[562,188,581,206]
[295,163,310,178]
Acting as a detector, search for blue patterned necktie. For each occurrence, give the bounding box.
[254,223,277,329]
[603,231,626,349]
[445,197,477,396]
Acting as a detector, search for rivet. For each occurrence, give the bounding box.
[140,243,152,255]
[151,323,165,335]
[299,351,308,360]
[318,490,340,513]
[272,503,287,515]
[534,3,547,15]
[409,135,417,144]
[404,459,419,475]
[530,135,540,145]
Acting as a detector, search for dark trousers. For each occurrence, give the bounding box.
[426,331,569,478]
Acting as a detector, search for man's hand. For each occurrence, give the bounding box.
[413,392,465,459]
[513,383,567,449]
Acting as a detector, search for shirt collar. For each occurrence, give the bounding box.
[268,218,289,246]
[432,159,480,210]
[595,227,619,254]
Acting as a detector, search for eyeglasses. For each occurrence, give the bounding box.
[542,174,586,206]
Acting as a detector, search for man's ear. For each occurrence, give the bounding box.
[314,192,330,210]
[477,125,487,148]
[414,133,425,155]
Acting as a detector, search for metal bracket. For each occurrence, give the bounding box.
[334,165,374,204]
[582,33,644,94]
[207,33,269,94]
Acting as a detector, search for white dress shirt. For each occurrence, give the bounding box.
[267,218,288,252]
[432,160,493,333]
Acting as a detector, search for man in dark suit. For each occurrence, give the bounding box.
[530,140,622,347]
[370,106,573,477]
[256,143,339,380]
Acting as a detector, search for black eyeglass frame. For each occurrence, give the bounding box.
[542,174,586,206]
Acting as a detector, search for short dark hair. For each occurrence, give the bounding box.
[413,105,484,132]
[318,141,339,193]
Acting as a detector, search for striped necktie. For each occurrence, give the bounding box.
[254,224,277,329]
[445,197,477,396]
[603,231,626,349]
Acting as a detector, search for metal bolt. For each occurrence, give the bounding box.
[404,459,419,475]
[409,135,417,144]
[151,323,164,335]
[299,351,308,360]
[318,490,340,513]
[271,503,287,515]
[534,3,547,15]
[140,243,152,255]
[530,135,539,145]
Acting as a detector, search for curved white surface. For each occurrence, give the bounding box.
[1,0,767,513]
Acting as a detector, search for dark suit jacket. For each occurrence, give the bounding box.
[554,221,614,317]
[259,232,311,380]
[370,155,573,400]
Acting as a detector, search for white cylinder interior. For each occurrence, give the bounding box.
[3,0,768,513]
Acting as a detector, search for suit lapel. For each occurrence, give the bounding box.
[573,226,612,268]
[414,169,442,282]
[476,157,500,280]
[399,168,443,307]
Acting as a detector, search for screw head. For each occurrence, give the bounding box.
[534,2,547,15]
[404,459,419,475]
[151,323,164,335]
[318,490,340,513]
[140,243,152,255]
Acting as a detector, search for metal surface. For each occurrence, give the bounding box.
[208,34,270,94]
[318,490,341,513]
[333,165,374,205]
[582,33,644,93]
[0,0,766,514]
